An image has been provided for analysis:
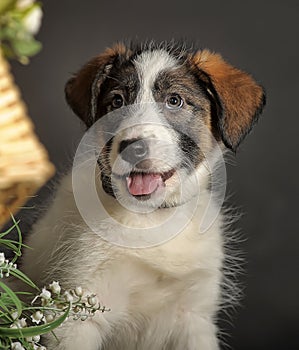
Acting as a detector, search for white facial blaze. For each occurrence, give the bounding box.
[134,50,177,103]
[108,50,180,175]
[110,107,179,175]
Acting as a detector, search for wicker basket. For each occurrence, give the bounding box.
[0,51,55,227]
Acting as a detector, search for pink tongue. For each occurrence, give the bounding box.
[127,173,163,196]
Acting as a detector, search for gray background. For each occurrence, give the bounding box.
[9,0,299,349]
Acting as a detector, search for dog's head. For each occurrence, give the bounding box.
[66,42,265,210]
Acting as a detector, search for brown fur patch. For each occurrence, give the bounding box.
[65,43,132,126]
[192,50,265,150]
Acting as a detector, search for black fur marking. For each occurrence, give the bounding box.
[90,69,108,125]
[96,58,140,119]
[187,61,224,143]
[152,67,212,115]
[98,138,116,198]
[177,131,203,171]
[100,172,116,198]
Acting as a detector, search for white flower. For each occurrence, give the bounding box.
[88,295,97,306]
[31,311,43,324]
[40,288,51,300]
[17,0,35,9]
[11,311,19,320]
[44,313,54,323]
[23,5,43,35]
[0,252,5,265]
[11,342,25,350]
[38,347,47,350]
[74,286,83,297]
[49,281,61,294]
[13,318,27,328]
[63,291,74,303]
[32,335,40,342]
[20,318,27,327]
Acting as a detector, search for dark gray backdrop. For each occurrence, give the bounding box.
[10,0,299,349]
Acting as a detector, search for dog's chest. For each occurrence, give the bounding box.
[72,220,223,320]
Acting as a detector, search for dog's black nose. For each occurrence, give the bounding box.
[119,139,149,164]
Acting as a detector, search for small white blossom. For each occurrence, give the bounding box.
[23,6,43,35]
[44,313,54,323]
[20,318,27,327]
[13,318,27,328]
[31,310,43,324]
[17,0,35,9]
[11,311,19,320]
[74,286,83,297]
[0,252,5,265]
[40,288,51,300]
[38,347,47,350]
[63,291,74,302]
[49,281,61,294]
[88,295,97,306]
[32,335,40,342]
[11,342,25,350]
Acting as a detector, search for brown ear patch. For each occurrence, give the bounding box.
[192,50,266,151]
[65,43,131,127]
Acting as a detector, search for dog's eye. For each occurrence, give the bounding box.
[111,94,124,109]
[165,94,184,109]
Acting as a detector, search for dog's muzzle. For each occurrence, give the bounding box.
[119,138,149,165]
[116,138,175,198]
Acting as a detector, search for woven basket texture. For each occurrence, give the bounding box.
[0,51,55,226]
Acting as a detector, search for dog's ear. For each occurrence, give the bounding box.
[192,50,266,151]
[65,43,130,127]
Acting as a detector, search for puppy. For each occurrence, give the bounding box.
[21,42,265,349]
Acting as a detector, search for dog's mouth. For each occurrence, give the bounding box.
[126,169,175,199]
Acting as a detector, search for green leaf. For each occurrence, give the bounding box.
[0,26,18,41]
[0,0,16,16]
[11,37,42,58]
[9,269,39,291]
[0,281,22,318]
[0,218,20,238]
[0,239,21,254]
[14,292,33,296]
[0,339,9,350]
[0,298,11,317]
[0,304,71,338]
[10,214,22,264]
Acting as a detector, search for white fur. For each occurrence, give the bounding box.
[22,173,224,350]
[20,50,226,349]
[134,50,177,104]
[110,106,180,176]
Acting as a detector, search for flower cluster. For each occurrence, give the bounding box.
[31,282,109,324]
[0,0,43,63]
[0,219,110,350]
[10,340,45,350]
[0,252,17,278]
[3,281,109,350]
[9,319,45,350]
